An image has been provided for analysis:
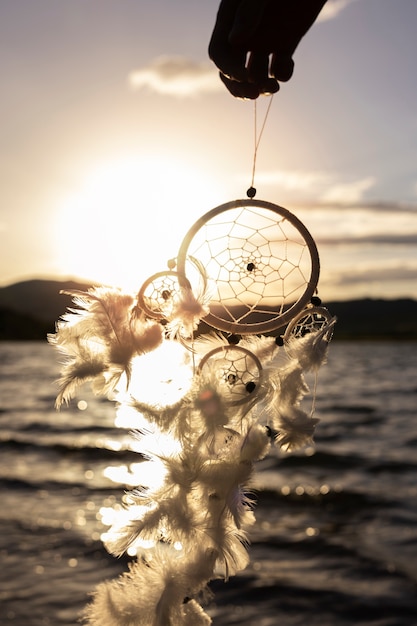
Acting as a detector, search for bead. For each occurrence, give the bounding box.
[246,187,256,198]
[311,296,322,306]
[246,262,256,272]
[246,381,256,393]
[275,335,284,346]
[228,334,240,344]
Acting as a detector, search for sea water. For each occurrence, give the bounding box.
[1,340,417,626]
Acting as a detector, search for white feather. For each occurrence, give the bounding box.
[285,317,337,371]
[273,406,319,452]
[49,287,163,405]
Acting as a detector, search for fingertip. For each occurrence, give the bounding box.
[260,78,279,95]
[220,72,260,99]
[271,56,294,82]
[224,66,250,83]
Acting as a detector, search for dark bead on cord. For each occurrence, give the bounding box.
[228,334,240,344]
[311,296,322,306]
[275,335,284,346]
[247,187,256,198]
[246,381,256,393]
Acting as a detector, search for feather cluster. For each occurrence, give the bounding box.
[166,259,211,340]
[48,287,165,407]
[259,317,336,451]
[50,280,335,625]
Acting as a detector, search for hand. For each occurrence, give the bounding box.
[209,0,327,99]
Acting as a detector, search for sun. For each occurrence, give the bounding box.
[52,153,225,292]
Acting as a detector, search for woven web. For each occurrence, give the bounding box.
[199,346,261,405]
[178,203,318,333]
[137,272,182,321]
[285,306,334,340]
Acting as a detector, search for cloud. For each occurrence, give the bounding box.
[249,168,378,204]
[318,232,417,246]
[341,201,417,214]
[294,200,417,215]
[318,176,376,204]
[253,169,331,191]
[128,56,222,97]
[317,0,361,22]
[327,263,417,287]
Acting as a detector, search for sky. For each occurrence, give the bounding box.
[0,0,416,303]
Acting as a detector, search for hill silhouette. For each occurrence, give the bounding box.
[0,279,416,340]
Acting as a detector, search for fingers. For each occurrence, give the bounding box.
[247,52,280,94]
[219,72,260,99]
[210,18,280,98]
[210,47,249,84]
[209,0,249,83]
[219,70,279,100]
[209,0,273,96]
[270,54,294,82]
[209,0,327,98]
[216,49,281,100]
[210,0,320,98]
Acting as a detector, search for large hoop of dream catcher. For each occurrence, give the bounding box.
[176,199,320,334]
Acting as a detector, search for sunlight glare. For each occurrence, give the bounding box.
[53,154,223,291]
[103,461,167,488]
[106,341,191,495]
[115,340,194,418]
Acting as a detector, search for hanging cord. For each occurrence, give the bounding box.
[247,95,275,198]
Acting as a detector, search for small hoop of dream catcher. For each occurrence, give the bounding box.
[136,256,208,336]
[284,305,335,342]
[137,270,186,321]
[176,199,320,335]
[198,344,262,406]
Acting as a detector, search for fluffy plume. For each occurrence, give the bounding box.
[83,546,216,626]
[166,258,211,339]
[240,335,278,365]
[272,406,319,451]
[285,316,337,372]
[167,286,210,339]
[239,423,271,463]
[48,288,163,406]
[193,331,229,354]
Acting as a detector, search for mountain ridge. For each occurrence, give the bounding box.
[1,278,416,340]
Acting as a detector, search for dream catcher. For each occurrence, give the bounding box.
[49,97,336,626]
